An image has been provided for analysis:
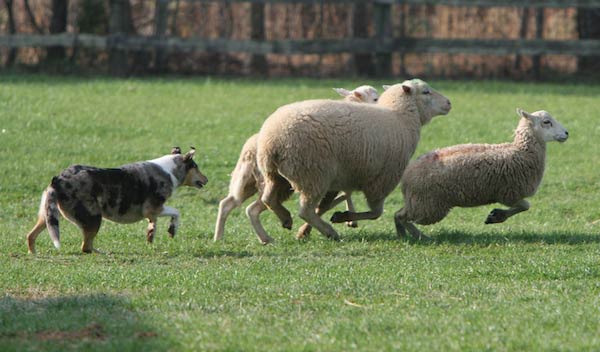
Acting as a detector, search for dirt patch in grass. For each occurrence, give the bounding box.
[34,323,106,341]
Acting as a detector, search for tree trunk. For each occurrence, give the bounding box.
[577,8,600,74]
[47,0,68,63]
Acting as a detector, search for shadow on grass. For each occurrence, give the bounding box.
[0,293,173,351]
[339,229,600,246]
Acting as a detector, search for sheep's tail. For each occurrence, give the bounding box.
[44,180,61,249]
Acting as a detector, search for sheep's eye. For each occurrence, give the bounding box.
[374,98,378,102]
[423,90,431,95]
[543,120,552,126]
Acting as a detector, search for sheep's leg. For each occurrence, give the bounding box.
[297,191,340,239]
[394,208,429,240]
[343,192,358,228]
[214,195,242,241]
[330,198,384,223]
[245,199,274,245]
[298,193,340,241]
[261,174,293,230]
[485,200,530,224]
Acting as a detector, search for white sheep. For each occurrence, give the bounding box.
[214,85,380,244]
[394,108,569,239]
[255,79,452,241]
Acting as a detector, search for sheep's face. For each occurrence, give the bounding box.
[378,79,451,124]
[406,79,451,117]
[517,109,569,143]
[334,85,379,103]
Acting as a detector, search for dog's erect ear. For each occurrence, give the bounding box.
[333,88,351,97]
[171,146,182,154]
[382,85,391,91]
[353,91,363,99]
[402,85,412,94]
[183,147,196,162]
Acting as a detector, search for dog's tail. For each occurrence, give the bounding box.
[44,180,61,249]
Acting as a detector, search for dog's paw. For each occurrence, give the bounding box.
[168,223,177,238]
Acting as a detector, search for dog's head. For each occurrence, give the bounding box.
[171,147,208,189]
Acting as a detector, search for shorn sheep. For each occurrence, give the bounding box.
[395,108,568,239]
[255,79,451,241]
[214,85,379,244]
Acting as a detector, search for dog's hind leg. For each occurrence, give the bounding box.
[26,216,46,254]
[80,217,102,253]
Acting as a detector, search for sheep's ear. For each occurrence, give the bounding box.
[516,108,532,120]
[183,147,196,162]
[171,146,182,154]
[402,85,412,94]
[382,85,391,91]
[333,88,351,97]
[353,91,363,99]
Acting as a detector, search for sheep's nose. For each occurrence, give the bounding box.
[565,131,569,136]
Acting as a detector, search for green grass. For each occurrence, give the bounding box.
[1,75,599,351]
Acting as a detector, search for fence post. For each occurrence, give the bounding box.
[250,2,268,76]
[533,8,544,80]
[47,0,68,63]
[374,0,392,77]
[353,2,374,76]
[154,0,169,72]
[109,0,128,76]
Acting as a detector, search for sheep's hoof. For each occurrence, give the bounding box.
[281,218,293,230]
[395,223,407,238]
[296,224,312,240]
[260,236,274,245]
[485,209,506,224]
[330,211,349,223]
[346,221,358,228]
[167,224,177,238]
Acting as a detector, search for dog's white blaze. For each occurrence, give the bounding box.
[149,155,179,187]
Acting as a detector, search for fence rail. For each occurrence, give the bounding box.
[1,0,599,76]
[2,34,600,57]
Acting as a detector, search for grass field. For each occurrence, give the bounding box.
[1,75,599,351]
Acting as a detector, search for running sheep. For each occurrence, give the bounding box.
[214,85,380,244]
[394,108,568,239]
[256,79,451,241]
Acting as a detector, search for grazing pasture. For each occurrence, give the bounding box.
[1,76,599,351]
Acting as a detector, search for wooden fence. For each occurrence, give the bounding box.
[1,0,600,77]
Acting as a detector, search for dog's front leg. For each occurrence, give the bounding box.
[147,216,157,243]
[159,206,180,238]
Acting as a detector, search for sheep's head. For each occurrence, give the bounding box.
[378,79,451,125]
[334,85,379,103]
[517,108,569,143]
